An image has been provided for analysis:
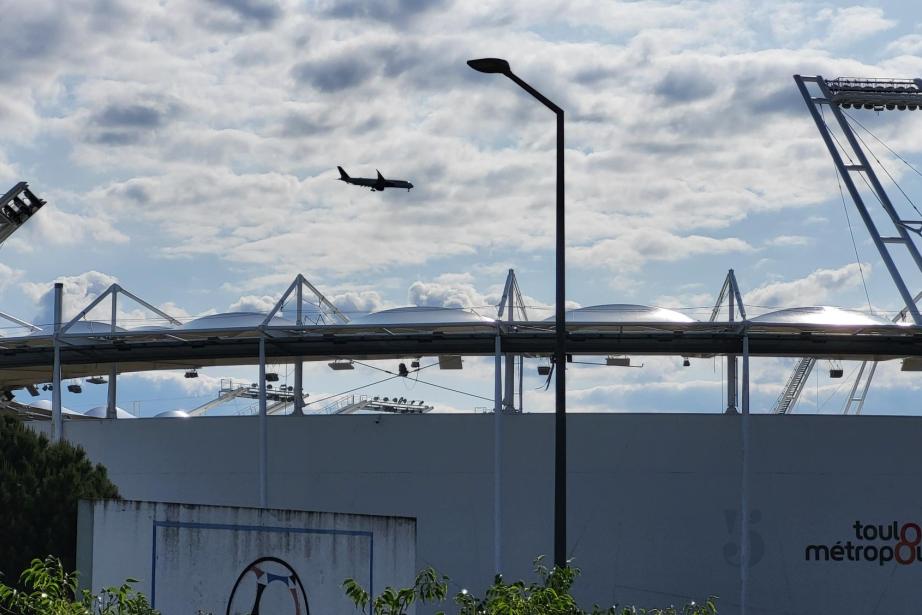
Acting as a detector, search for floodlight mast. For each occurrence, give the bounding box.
[793,75,922,326]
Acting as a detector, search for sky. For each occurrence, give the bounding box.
[2,0,922,416]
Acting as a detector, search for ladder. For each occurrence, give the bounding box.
[772,358,816,414]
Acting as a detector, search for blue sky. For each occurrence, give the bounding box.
[2,0,922,416]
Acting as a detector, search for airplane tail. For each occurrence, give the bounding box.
[337,166,350,180]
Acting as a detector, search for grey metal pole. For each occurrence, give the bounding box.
[258,335,268,507]
[469,60,566,566]
[107,291,117,419]
[740,333,751,615]
[727,288,738,413]
[553,107,567,568]
[494,329,503,574]
[52,282,63,442]
[294,282,304,416]
[504,276,515,412]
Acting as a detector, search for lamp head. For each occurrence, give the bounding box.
[467,58,511,75]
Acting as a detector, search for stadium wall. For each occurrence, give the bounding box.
[35,413,922,614]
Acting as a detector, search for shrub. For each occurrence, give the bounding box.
[344,557,718,615]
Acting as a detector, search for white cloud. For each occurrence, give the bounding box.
[744,263,871,309]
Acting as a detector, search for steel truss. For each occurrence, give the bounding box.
[774,75,922,414]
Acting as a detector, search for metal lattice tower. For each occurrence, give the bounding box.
[794,75,922,325]
[778,75,922,414]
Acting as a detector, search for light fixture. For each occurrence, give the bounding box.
[537,365,551,376]
[683,358,691,367]
[184,369,199,379]
[67,384,82,394]
[467,58,511,74]
[328,360,355,370]
[410,360,420,368]
[266,372,279,382]
[438,355,463,370]
[25,384,39,397]
[398,363,409,377]
[829,368,844,378]
[605,357,631,367]
[87,376,107,385]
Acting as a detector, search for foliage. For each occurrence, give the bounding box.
[0,556,158,615]
[344,567,449,615]
[0,415,120,583]
[344,557,717,615]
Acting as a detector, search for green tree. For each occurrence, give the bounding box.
[0,415,120,583]
[0,556,158,615]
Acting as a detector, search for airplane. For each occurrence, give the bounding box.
[337,167,413,192]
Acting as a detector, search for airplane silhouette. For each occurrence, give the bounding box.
[337,167,413,192]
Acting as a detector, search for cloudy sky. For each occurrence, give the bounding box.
[2,0,922,416]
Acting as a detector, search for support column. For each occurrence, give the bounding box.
[503,278,515,413]
[493,329,503,574]
[258,335,268,508]
[739,333,751,615]
[106,291,117,419]
[727,288,738,414]
[52,283,63,442]
[293,283,304,415]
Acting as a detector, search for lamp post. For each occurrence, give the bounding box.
[467,58,567,569]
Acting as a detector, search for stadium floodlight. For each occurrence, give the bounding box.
[682,358,691,367]
[67,383,82,394]
[0,182,45,246]
[87,376,107,385]
[825,77,922,111]
[25,385,39,397]
[184,369,199,379]
[328,360,355,370]
[266,372,279,382]
[830,368,844,378]
[605,356,631,367]
[398,363,409,377]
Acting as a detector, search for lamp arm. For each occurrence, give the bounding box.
[505,72,562,114]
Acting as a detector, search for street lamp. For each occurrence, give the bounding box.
[467,57,567,569]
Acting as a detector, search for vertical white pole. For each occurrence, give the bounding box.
[294,282,304,416]
[504,272,514,412]
[494,328,503,574]
[258,335,268,507]
[518,355,524,413]
[727,287,737,413]
[740,333,750,615]
[52,283,63,442]
[107,292,117,419]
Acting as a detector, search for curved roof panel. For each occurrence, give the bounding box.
[180,311,295,330]
[546,304,697,323]
[350,306,495,326]
[29,321,127,336]
[750,306,890,326]
[28,399,81,415]
[84,406,137,419]
[154,409,190,418]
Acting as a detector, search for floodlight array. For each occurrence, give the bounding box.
[826,77,922,110]
[0,182,44,245]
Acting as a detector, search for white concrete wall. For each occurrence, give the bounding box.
[78,499,415,615]
[47,413,922,614]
